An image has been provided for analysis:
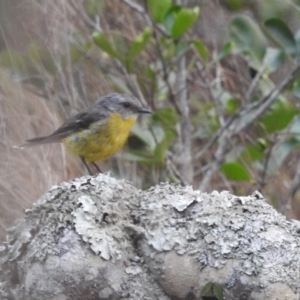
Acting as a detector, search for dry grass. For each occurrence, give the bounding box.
[0,69,86,242]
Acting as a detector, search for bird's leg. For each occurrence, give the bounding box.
[91,162,102,173]
[80,157,93,175]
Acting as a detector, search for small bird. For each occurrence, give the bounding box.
[15,93,151,174]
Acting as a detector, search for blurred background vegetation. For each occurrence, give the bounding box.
[2,0,300,241]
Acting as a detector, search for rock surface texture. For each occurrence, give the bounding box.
[0,174,300,300]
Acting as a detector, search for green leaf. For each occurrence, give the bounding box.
[128,27,152,60]
[147,0,172,23]
[193,39,209,60]
[267,138,299,173]
[259,99,298,133]
[153,129,174,164]
[211,87,235,112]
[151,107,177,131]
[130,123,157,150]
[264,18,298,59]
[213,284,224,300]
[210,41,233,65]
[239,144,264,164]
[175,41,190,56]
[143,108,178,164]
[257,138,268,151]
[163,5,181,33]
[262,47,284,73]
[171,7,200,38]
[127,124,175,165]
[226,98,239,114]
[220,162,251,181]
[201,282,212,296]
[159,36,176,60]
[92,32,122,60]
[228,15,267,67]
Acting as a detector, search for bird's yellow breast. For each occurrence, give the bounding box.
[62,112,136,162]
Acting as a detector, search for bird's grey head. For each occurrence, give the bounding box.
[96,93,151,118]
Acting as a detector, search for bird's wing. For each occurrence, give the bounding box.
[46,109,106,139]
[18,108,107,147]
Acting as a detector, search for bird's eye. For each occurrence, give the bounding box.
[123,102,130,108]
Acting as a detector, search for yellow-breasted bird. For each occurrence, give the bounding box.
[15,93,151,174]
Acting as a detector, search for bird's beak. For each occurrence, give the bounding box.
[138,107,152,114]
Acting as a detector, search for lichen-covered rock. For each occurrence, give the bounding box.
[0,174,300,300]
[0,175,168,300]
[137,185,300,299]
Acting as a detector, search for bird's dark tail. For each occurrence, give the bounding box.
[13,136,60,149]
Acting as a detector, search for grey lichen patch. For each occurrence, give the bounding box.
[137,184,300,299]
[71,195,123,261]
[5,174,138,263]
[139,184,200,253]
[5,218,32,261]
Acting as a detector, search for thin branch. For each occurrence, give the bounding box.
[285,0,300,12]
[194,111,238,160]
[166,152,188,185]
[245,66,265,101]
[152,31,181,115]
[177,55,193,183]
[214,61,226,126]
[199,134,229,191]
[257,140,274,191]
[128,74,148,107]
[232,62,300,135]
[122,0,152,22]
[195,60,225,126]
